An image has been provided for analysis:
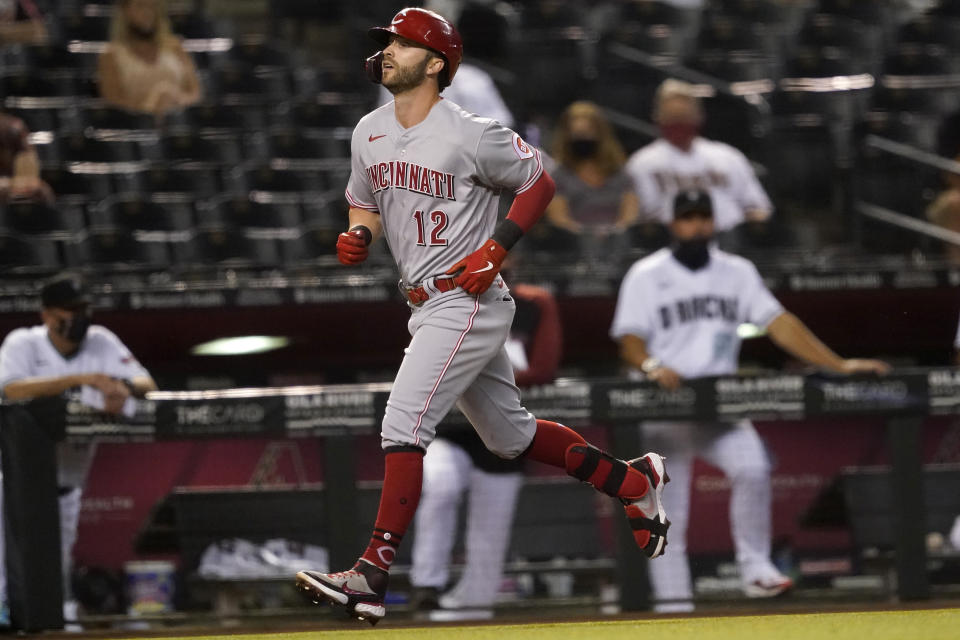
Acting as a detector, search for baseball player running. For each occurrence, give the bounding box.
[610,191,890,611]
[295,8,669,625]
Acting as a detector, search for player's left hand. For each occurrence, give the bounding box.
[839,358,892,375]
[445,239,508,295]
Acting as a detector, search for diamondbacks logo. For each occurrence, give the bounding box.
[512,133,534,159]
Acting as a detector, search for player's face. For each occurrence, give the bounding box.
[381,36,441,94]
[42,305,92,344]
[671,211,714,241]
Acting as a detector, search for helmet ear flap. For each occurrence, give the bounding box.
[365,51,384,84]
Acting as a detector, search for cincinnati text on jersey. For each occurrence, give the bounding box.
[365,160,457,200]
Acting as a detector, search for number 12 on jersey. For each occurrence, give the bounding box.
[413,210,449,246]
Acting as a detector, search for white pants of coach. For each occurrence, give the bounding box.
[410,438,523,608]
[643,419,775,610]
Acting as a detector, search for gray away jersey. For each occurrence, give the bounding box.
[610,247,784,379]
[346,99,543,285]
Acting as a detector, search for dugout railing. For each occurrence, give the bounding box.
[2,369,958,631]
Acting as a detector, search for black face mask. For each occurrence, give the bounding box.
[57,311,92,344]
[569,138,599,159]
[128,23,157,40]
[672,237,711,271]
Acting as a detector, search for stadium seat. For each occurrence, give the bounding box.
[797,14,883,70]
[898,17,960,52]
[88,196,195,233]
[1,73,73,100]
[0,201,84,238]
[281,224,339,263]
[184,227,281,267]
[170,13,218,40]
[279,99,358,130]
[627,222,671,251]
[80,106,156,133]
[65,230,171,271]
[161,131,240,165]
[59,14,111,42]
[222,40,291,69]
[20,44,78,73]
[242,165,327,197]
[209,65,290,105]
[517,222,581,261]
[696,16,776,56]
[122,164,221,199]
[59,133,141,164]
[708,0,800,26]
[0,232,60,274]
[687,50,776,82]
[611,21,688,58]
[184,103,264,132]
[40,167,113,204]
[5,107,59,134]
[816,0,890,26]
[266,130,340,161]
[203,197,301,230]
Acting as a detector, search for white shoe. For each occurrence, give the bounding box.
[623,452,671,559]
[950,515,960,551]
[63,599,83,632]
[743,572,793,598]
[296,561,387,626]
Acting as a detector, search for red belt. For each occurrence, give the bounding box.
[404,276,458,306]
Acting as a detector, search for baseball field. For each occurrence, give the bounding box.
[110,608,960,640]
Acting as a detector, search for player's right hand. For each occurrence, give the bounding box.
[337,229,369,265]
[647,366,683,390]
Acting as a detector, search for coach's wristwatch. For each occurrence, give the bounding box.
[640,357,662,374]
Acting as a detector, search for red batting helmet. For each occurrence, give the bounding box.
[366,8,463,89]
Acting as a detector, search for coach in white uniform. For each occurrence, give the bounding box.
[0,273,156,623]
[626,78,772,233]
[610,191,890,611]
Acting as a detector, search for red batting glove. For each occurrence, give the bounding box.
[336,229,369,265]
[445,239,508,295]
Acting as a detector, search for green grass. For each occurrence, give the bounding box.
[114,608,960,640]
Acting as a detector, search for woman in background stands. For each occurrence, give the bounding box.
[96,0,201,118]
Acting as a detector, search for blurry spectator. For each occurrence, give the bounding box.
[544,100,638,234]
[626,79,772,233]
[925,189,960,265]
[0,0,47,44]
[409,272,562,617]
[96,0,201,118]
[0,273,157,626]
[0,111,54,205]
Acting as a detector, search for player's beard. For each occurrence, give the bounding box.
[672,236,712,271]
[383,55,431,95]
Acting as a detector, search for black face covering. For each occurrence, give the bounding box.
[568,138,599,159]
[672,237,711,271]
[58,311,92,344]
[128,23,157,40]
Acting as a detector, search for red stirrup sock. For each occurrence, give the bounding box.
[360,447,424,571]
[522,419,586,467]
[565,443,650,500]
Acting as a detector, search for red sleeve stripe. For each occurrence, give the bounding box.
[514,149,543,194]
[345,189,379,212]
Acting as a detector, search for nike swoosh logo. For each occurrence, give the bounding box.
[368,134,387,142]
[470,261,495,274]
